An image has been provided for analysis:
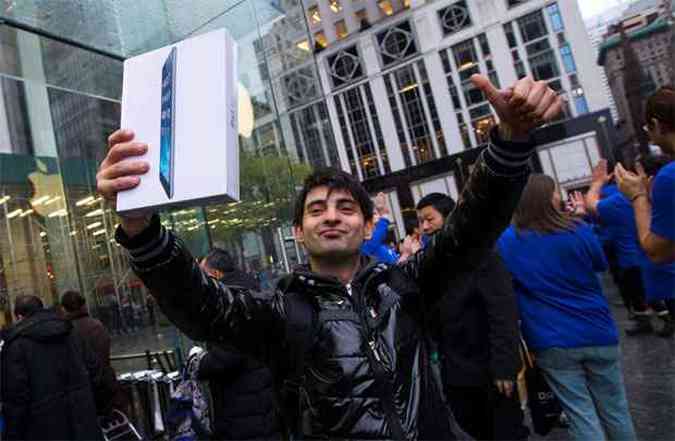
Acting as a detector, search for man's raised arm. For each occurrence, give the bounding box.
[401,75,562,297]
[96,130,283,362]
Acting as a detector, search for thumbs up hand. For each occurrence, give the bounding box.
[471,75,563,141]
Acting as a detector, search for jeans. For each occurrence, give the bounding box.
[536,346,636,441]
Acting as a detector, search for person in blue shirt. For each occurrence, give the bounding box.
[585,159,651,335]
[361,192,419,263]
[616,87,675,264]
[498,174,636,441]
[635,154,675,337]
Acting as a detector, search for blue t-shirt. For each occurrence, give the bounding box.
[596,193,641,268]
[361,218,399,264]
[651,161,675,241]
[640,250,675,302]
[497,223,618,351]
[594,183,619,245]
[602,183,619,198]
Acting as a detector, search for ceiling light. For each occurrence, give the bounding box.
[0,196,10,204]
[7,209,22,219]
[48,209,68,218]
[76,196,95,206]
[32,195,50,205]
[19,209,34,217]
[87,222,103,230]
[92,229,106,236]
[85,209,104,217]
[399,83,418,93]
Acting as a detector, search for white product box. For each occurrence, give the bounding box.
[117,28,239,215]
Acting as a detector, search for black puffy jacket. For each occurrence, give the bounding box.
[197,268,280,440]
[428,251,521,387]
[198,346,280,440]
[117,146,530,440]
[0,309,105,441]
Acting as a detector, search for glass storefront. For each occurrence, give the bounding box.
[0,0,329,368]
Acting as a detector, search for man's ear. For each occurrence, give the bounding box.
[653,118,663,135]
[364,217,374,241]
[293,225,305,244]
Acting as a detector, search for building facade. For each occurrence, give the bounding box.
[598,0,675,142]
[584,2,632,122]
[302,0,609,177]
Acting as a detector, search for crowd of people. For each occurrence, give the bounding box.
[1,76,674,441]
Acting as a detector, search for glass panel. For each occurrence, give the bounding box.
[308,5,322,25]
[546,3,564,33]
[504,22,518,48]
[560,44,577,73]
[0,0,337,372]
[329,0,342,13]
[517,10,548,43]
[529,50,560,81]
[335,20,348,40]
[378,0,395,17]
[438,1,472,36]
[394,64,436,165]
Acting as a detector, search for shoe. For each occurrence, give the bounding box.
[657,318,675,338]
[625,316,653,336]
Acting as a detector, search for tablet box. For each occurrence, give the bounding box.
[117,28,239,215]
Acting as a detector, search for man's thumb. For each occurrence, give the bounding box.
[471,74,501,104]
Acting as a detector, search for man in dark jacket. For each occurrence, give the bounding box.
[417,193,525,440]
[197,248,280,440]
[0,295,105,440]
[61,290,122,415]
[97,75,562,439]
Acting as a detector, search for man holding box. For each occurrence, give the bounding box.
[96,74,561,440]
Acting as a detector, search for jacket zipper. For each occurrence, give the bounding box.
[352,282,406,440]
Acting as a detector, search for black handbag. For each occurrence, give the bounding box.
[520,339,562,436]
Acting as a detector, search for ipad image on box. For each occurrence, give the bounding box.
[160,47,177,199]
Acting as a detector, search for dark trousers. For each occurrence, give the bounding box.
[445,385,528,441]
[665,298,675,317]
[618,266,648,313]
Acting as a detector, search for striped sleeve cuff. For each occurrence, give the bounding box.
[482,127,536,176]
[115,214,173,268]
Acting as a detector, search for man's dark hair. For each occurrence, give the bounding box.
[61,291,86,313]
[204,248,236,273]
[416,193,456,219]
[14,295,44,318]
[293,168,374,226]
[638,153,672,177]
[646,86,675,131]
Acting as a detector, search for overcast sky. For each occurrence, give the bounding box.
[578,0,635,18]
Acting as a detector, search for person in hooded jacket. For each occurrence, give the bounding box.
[196,248,281,440]
[96,74,562,440]
[61,290,124,415]
[416,193,525,441]
[0,295,105,441]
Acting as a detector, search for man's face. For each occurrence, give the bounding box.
[645,119,674,154]
[417,206,445,235]
[294,186,372,260]
[199,258,223,280]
